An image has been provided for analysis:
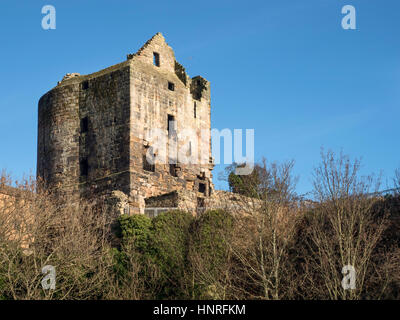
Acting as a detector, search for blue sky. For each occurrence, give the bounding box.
[0,0,399,195]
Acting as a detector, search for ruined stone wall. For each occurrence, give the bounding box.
[140,189,258,217]
[38,61,132,199]
[38,82,80,196]
[205,190,261,216]
[38,33,215,214]
[0,186,34,249]
[0,187,16,215]
[78,65,131,198]
[0,186,34,216]
[127,33,214,212]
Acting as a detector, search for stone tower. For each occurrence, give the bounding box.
[37,33,215,215]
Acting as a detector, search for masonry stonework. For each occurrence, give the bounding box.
[37,33,216,215]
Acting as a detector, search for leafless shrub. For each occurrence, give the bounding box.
[394,168,400,194]
[188,210,236,299]
[217,159,301,299]
[0,173,143,300]
[1,156,399,300]
[303,149,386,299]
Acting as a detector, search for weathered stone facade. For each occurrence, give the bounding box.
[37,33,215,215]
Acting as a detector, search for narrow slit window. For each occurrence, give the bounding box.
[167,114,175,136]
[169,164,178,177]
[143,147,155,172]
[82,81,89,90]
[80,117,88,133]
[168,82,175,91]
[124,205,130,215]
[194,102,197,118]
[199,183,206,194]
[153,52,160,67]
[80,158,88,176]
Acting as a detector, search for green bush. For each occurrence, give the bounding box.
[116,211,194,299]
[150,210,194,299]
[113,214,153,295]
[118,214,152,252]
[189,210,234,299]
[191,209,233,259]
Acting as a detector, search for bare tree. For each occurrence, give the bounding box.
[306,149,386,299]
[394,168,400,194]
[221,159,300,299]
[0,173,145,300]
[187,210,236,299]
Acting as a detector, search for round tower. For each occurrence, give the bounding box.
[37,76,81,195]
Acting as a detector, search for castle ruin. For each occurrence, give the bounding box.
[37,33,220,216]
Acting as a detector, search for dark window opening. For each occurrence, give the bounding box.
[169,164,178,177]
[82,81,89,90]
[153,52,160,67]
[199,183,206,194]
[167,114,176,136]
[143,148,155,172]
[188,141,192,156]
[123,205,130,215]
[168,82,175,91]
[194,102,197,118]
[80,117,88,133]
[80,158,88,176]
